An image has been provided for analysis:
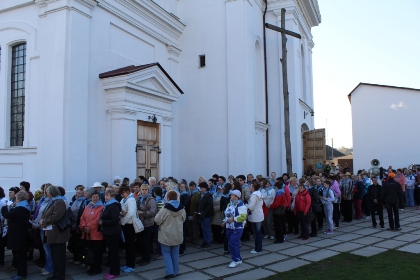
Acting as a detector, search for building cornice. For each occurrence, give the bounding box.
[97,0,184,47]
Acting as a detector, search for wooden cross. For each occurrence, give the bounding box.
[265,8,302,175]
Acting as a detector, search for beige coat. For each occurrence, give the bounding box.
[42,199,70,244]
[154,204,186,246]
[211,195,224,225]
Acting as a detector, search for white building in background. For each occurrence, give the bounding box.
[349,83,420,172]
[0,0,320,192]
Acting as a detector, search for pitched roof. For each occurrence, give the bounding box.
[99,63,184,94]
[326,145,346,160]
[347,82,420,103]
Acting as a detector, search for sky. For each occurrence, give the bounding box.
[311,0,420,149]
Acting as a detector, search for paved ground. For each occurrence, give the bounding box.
[2,207,420,280]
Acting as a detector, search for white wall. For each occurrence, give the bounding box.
[352,84,420,171]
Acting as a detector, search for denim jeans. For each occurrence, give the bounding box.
[405,188,415,207]
[323,203,334,231]
[226,228,243,262]
[250,222,263,252]
[41,229,54,273]
[161,244,179,276]
[201,217,211,244]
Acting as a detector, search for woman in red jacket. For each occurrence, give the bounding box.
[294,185,311,240]
[270,182,288,243]
[80,191,104,275]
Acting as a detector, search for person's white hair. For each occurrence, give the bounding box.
[149,177,156,183]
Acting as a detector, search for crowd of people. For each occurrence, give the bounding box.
[0,163,419,279]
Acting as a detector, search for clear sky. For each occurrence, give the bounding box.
[312,0,420,149]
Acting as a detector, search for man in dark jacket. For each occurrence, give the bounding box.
[380,173,404,230]
[197,182,213,248]
[367,177,384,228]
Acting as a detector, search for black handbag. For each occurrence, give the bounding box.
[312,203,322,213]
[33,228,42,249]
[273,206,286,215]
[56,208,77,232]
[78,234,94,265]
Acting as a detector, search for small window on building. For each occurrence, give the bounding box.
[10,43,26,147]
[199,55,205,67]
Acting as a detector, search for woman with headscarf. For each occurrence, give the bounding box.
[136,184,157,266]
[211,184,225,244]
[39,185,70,280]
[100,188,121,280]
[0,187,9,267]
[67,185,85,264]
[80,190,104,275]
[31,183,54,276]
[246,182,264,253]
[178,182,190,254]
[154,190,186,279]
[119,185,137,273]
[2,191,30,280]
[270,182,288,243]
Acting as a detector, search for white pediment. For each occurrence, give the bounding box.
[100,63,183,103]
[134,77,169,95]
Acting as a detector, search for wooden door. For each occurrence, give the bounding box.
[302,128,326,175]
[137,121,159,180]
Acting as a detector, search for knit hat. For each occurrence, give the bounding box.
[231,190,241,198]
[388,172,396,178]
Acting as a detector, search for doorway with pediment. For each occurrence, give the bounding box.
[136,120,160,180]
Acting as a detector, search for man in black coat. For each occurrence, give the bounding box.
[367,177,384,228]
[380,173,404,230]
[196,182,213,248]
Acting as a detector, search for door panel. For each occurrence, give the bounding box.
[137,121,159,180]
[303,128,326,174]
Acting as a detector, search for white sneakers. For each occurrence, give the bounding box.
[270,236,275,240]
[250,249,262,254]
[229,260,242,268]
[263,235,269,239]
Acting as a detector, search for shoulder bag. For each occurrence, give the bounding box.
[133,211,144,233]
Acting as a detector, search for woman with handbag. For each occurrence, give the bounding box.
[39,185,70,280]
[32,183,54,276]
[154,190,186,279]
[135,184,157,266]
[79,191,104,275]
[99,188,121,280]
[270,182,288,243]
[119,185,137,273]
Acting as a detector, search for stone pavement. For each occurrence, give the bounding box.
[2,207,420,280]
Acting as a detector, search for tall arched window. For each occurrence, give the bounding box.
[10,43,26,146]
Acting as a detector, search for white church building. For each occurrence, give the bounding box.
[0,0,321,191]
[349,83,420,172]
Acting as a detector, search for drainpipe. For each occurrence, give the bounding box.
[263,0,269,176]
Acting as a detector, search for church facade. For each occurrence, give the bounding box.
[0,0,320,191]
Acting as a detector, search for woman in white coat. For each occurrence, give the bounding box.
[246,182,264,253]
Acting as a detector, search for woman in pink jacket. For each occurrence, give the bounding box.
[80,191,104,275]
